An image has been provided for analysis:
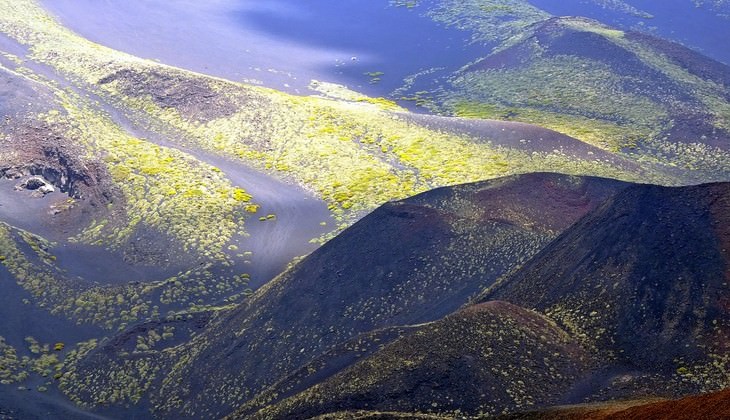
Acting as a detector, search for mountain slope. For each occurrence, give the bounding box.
[237,181,730,419]
[417,16,730,180]
[0,2,675,416]
[1,1,729,418]
[485,181,730,389]
[504,388,730,420]
[247,301,595,419]
[61,173,629,417]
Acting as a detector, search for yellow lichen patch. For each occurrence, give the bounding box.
[309,80,405,112]
[0,222,252,330]
[607,35,730,133]
[561,18,625,39]
[453,102,651,152]
[45,91,249,256]
[445,54,669,152]
[0,0,652,231]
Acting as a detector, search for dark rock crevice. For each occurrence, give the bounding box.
[1,122,119,209]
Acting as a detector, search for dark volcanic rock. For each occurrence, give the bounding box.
[248,301,595,420]
[485,182,730,398]
[17,175,55,195]
[487,183,730,359]
[1,121,118,209]
[20,176,49,190]
[145,173,629,418]
[235,181,730,419]
[64,175,730,419]
[97,67,245,121]
[503,388,730,420]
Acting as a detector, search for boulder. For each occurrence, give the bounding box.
[17,176,55,195]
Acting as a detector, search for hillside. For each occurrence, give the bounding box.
[60,173,629,418]
[0,1,665,337]
[0,0,656,224]
[0,1,666,407]
[265,389,730,420]
[232,181,730,419]
[504,388,730,420]
[0,2,694,414]
[1,1,729,419]
[485,182,730,390]
[408,16,730,181]
[245,301,596,419]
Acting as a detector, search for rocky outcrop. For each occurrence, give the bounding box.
[15,175,55,196]
[0,121,119,209]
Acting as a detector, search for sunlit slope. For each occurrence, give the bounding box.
[0,0,668,341]
[0,1,728,417]
[0,12,263,403]
[0,0,671,229]
[415,16,730,176]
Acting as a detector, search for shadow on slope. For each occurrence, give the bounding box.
[240,181,730,419]
[247,301,595,419]
[486,182,730,380]
[67,173,629,418]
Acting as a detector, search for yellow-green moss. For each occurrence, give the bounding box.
[0,0,652,230]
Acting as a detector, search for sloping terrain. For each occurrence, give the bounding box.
[485,182,730,394]
[246,301,595,419]
[0,1,729,419]
[0,0,655,228]
[504,388,730,420]
[35,0,730,98]
[592,388,730,420]
[409,16,730,180]
[528,0,730,66]
[227,388,730,419]
[232,181,730,419]
[62,173,629,418]
[0,4,690,414]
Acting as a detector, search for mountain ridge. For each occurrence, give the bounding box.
[230,179,730,419]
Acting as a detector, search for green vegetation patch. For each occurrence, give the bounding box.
[390,0,422,8]
[0,222,252,330]
[0,335,70,390]
[424,0,550,45]
[607,34,730,133]
[445,55,669,151]
[0,0,660,233]
[47,92,249,256]
[364,71,385,84]
[0,337,25,384]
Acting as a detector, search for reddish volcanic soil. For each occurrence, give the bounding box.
[605,389,730,420]
[515,389,730,420]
